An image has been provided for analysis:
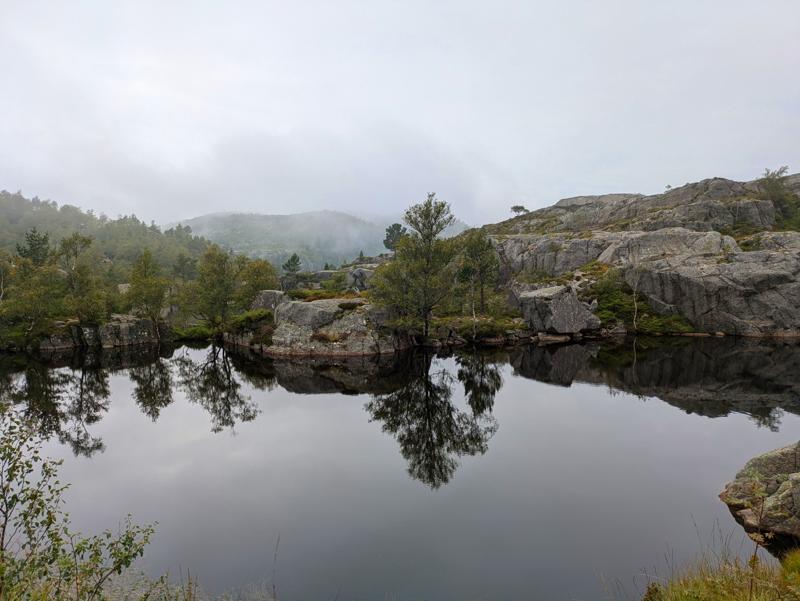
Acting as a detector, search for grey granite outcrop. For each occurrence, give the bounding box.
[269,298,410,357]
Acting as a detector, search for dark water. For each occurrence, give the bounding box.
[3,338,800,600]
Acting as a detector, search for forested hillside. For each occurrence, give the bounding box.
[0,190,209,279]
[177,210,386,270]
[178,210,470,270]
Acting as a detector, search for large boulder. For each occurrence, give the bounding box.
[518,285,600,335]
[270,298,409,356]
[721,443,800,555]
[251,290,288,312]
[346,267,375,291]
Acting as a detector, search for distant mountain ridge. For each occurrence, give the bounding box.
[177,210,469,270]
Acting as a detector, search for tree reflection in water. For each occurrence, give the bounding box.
[1,360,109,456]
[130,358,174,421]
[174,345,260,432]
[456,350,503,416]
[365,352,499,489]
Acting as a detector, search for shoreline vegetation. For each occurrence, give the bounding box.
[3,167,800,359]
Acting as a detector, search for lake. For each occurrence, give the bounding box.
[3,338,800,600]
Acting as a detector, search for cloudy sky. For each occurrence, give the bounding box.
[1,1,798,226]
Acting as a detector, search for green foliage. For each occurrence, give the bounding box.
[286,288,358,301]
[281,253,302,274]
[456,229,499,314]
[431,315,523,340]
[384,223,407,251]
[739,235,764,252]
[0,261,67,344]
[15,227,51,266]
[55,233,108,324]
[587,268,694,333]
[227,309,274,333]
[782,548,800,578]
[172,253,197,281]
[321,271,347,292]
[128,249,168,324]
[172,324,216,342]
[760,166,800,230]
[372,193,458,336]
[510,205,529,215]
[0,191,209,282]
[182,245,237,331]
[0,405,154,600]
[645,548,800,601]
[233,258,279,311]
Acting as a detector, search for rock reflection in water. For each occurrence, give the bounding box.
[3,337,800,486]
[510,338,800,430]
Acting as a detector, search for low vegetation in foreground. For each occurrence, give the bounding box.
[641,549,800,601]
[0,404,276,601]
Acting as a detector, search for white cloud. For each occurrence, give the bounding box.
[1,0,798,224]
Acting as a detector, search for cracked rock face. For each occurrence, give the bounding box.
[631,249,800,336]
[721,443,800,555]
[485,173,800,337]
[518,285,600,334]
[486,176,779,237]
[39,315,160,352]
[270,298,409,356]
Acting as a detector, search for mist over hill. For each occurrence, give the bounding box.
[177,210,469,270]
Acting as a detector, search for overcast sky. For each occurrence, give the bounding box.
[1,1,798,226]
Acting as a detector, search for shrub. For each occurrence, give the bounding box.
[322,272,347,292]
[782,548,800,579]
[287,288,359,302]
[586,268,694,334]
[227,308,273,333]
[0,406,154,600]
[172,324,216,341]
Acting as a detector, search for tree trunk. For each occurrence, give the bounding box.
[471,279,477,339]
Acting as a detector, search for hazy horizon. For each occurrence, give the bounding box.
[1,1,798,226]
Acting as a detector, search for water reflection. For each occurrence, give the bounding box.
[365,352,499,488]
[131,358,173,420]
[3,337,800,483]
[511,338,800,430]
[0,358,108,455]
[456,349,504,415]
[174,346,261,432]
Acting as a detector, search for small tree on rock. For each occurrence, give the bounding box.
[129,249,168,333]
[510,205,529,215]
[457,229,499,316]
[372,193,457,337]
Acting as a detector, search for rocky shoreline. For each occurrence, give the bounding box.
[6,172,800,358]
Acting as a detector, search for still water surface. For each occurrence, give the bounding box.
[3,339,800,600]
